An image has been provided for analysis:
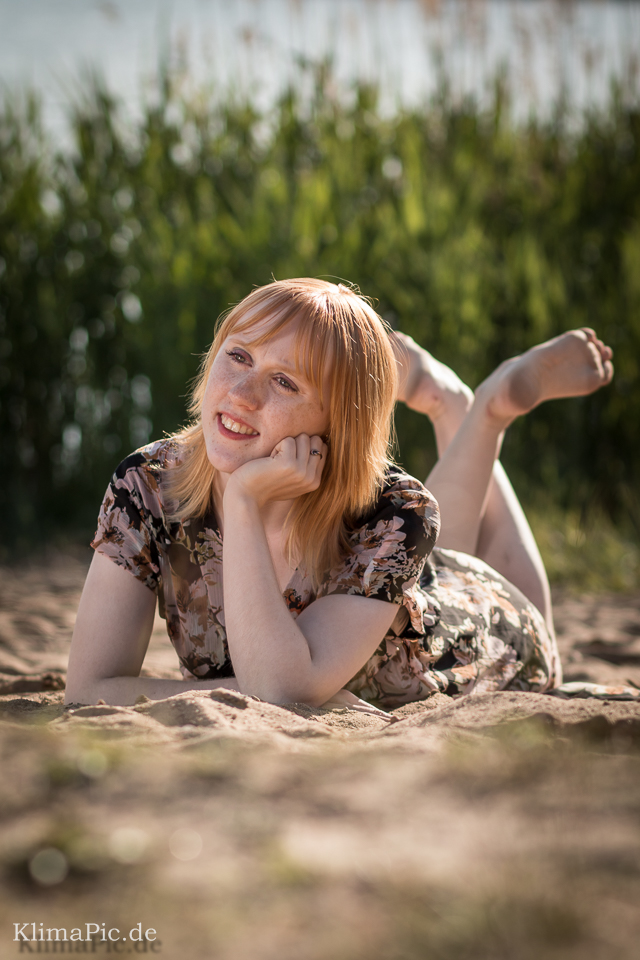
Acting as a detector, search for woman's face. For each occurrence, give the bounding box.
[201,318,331,476]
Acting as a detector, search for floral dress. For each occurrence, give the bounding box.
[91,439,561,708]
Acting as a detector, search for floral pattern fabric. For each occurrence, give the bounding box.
[92,438,561,706]
[345,548,562,707]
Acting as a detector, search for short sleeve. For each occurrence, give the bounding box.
[91,447,168,592]
[317,470,441,634]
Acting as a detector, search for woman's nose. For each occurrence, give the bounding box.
[227,373,263,410]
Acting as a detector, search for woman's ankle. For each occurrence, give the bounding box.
[432,392,475,454]
[391,331,474,424]
[469,377,514,434]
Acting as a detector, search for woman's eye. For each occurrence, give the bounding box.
[275,376,296,392]
[227,350,248,364]
[225,350,296,391]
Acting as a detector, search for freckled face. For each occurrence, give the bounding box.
[201,320,331,476]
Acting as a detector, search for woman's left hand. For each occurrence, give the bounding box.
[225,433,328,507]
[319,688,395,721]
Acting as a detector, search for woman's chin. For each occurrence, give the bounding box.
[205,445,265,474]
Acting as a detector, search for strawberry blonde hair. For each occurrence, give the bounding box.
[167,278,398,585]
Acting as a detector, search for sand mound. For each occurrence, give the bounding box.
[0,686,637,755]
[2,555,640,959]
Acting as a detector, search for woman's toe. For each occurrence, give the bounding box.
[593,339,613,366]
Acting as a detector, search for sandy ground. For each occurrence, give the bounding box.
[1,552,640,959]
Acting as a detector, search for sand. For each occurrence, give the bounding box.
[1,551,640,959]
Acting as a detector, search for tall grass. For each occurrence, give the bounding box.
[1,65,639,585]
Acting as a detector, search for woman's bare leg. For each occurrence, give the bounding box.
[475,462,553,626]
[391,330,613,630]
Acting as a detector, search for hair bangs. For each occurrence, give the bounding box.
[229,290,338,408]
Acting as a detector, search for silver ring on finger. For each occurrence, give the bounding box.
[310,450,322,458]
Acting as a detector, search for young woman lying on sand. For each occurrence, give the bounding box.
[65,278,613,713]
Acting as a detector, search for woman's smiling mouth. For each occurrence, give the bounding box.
[218,412,260,438]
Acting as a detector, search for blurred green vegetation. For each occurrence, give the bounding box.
[528,503,640,593]
[1,65,639,584]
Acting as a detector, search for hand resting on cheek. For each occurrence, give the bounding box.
[224,433,329,508]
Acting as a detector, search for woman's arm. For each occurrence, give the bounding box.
[222,438,400,706]
[66,552,240,706]
[68,550,393,709]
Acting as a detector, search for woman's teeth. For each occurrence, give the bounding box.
[220,414,258,436]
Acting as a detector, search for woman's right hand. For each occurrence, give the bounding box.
[224,433,328,508]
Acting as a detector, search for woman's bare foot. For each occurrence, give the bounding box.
[390,332,474,445]
[478,328,614,426]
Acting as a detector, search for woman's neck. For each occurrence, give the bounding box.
[212,469,295,541]
[213,469,299,591]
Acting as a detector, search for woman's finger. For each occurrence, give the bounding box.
[294,433,311,463]
[320,689,394,720]
[308,436,328,482]
[271,436,297,460]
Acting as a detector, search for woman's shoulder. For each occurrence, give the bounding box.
[106,437,182,521]
[93,439,179,587]
[317,465,439,616]
[112,437,178,479]
[354,465,440,539]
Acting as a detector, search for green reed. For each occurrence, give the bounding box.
[1,65,639,582]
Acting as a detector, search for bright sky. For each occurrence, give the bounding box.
[1,0,639,141]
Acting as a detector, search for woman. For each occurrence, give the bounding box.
[65,278,613,711]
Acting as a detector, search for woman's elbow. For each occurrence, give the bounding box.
[64,671,103,706]
[64,683,94,706]
[64,661,118,706]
